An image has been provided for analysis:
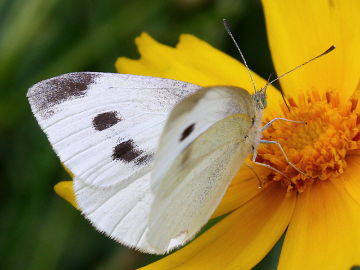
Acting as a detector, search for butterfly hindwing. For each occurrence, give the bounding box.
[27,72,200,188]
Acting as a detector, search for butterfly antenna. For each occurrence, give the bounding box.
[267,72,290,111]
[280,87,290,111]
[223,18,257,93]
[262,73,273,97]
[265,72,273,92]
[267,45,336,86]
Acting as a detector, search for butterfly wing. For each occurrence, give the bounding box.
[144,86,259,253]
[27,72,199,188]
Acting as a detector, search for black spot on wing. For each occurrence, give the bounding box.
[180,123,195,142]
[29,73,98,114]
[112,139,143,162]
[93,111,121,131]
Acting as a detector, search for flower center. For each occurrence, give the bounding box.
[257,91,360,192]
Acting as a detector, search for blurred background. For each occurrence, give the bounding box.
[0,0,280,269]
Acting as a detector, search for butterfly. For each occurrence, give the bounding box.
[27,20,335,253]
[27,70,268,254]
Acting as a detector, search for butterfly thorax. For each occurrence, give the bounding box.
[249,89,267,152]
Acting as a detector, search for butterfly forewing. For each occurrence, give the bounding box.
[27,72,199,188]
[74,174,158,253]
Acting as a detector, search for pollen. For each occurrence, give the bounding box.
[257,91,360,192]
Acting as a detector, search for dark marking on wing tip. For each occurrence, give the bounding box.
[180,123,195,142]
[251,117,255,126]
[112,139,143,162]
[135,153,154,166]
[93,111,121,131]
[29,73,98,117]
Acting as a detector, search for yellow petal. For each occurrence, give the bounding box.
[212,162,269,218]
[262,0,360,101]
[54,181,78,209]
[278,180,360,270]
[139,183,295,270]
[340,153,360,205]
[116,33,283,112]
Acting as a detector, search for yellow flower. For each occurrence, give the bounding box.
[56,0,360,269]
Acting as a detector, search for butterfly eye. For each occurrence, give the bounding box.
[262,97,267,108]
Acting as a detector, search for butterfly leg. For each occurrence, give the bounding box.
[261,117,305,132]
[259,140,307,176]
[245,163,264,189]
[252,148,288,178]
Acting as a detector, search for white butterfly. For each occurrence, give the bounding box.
[27,21,334,253]
[27,71,269,254]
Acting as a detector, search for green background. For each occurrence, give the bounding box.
[0,0,282,269]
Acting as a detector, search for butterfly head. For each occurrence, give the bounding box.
[252,87,267,110]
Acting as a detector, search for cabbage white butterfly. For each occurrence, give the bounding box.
[27,21,335,254]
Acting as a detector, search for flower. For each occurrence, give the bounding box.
[56,0,360,269]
